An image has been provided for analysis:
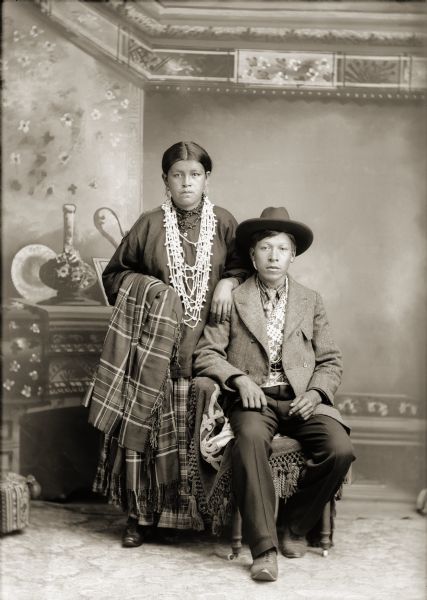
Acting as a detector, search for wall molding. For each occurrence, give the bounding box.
[34,0,426,102]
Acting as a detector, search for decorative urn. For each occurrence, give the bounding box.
[39,204,97,304]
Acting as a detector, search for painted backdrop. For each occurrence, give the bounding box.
[2,1,142,301]
[143,90,427,402]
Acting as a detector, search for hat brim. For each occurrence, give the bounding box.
[236,219,313,256]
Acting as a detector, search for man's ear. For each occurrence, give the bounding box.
[249,247,257,269]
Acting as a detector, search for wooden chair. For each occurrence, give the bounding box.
[229,434,337,559]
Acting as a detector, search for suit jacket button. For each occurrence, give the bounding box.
[296,330,301,336]
[303,362,308,368]
[244,369,250,374]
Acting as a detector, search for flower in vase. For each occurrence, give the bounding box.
[56,264,70,278]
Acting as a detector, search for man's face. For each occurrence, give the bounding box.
[250,232,295,287]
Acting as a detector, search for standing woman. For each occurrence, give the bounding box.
[88,141,245,547]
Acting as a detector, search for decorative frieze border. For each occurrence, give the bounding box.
[104,0,426,49]
[35,0,426,102]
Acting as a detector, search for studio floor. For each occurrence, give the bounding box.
[1,495,426,600]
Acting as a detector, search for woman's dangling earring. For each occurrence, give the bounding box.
[165,188,172,201]
[202,191,207,202]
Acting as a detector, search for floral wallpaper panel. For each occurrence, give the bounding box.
[2,1,143,300]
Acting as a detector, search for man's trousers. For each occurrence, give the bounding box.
[228,390,355,559]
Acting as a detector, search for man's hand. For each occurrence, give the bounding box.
[210,278,239,323]
[233,375,267,411]
[288,390,322,421]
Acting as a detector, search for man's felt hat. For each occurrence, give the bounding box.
[236,206,313,256]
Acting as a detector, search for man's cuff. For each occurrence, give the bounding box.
[225,374,244,390]
[307,387,331,405]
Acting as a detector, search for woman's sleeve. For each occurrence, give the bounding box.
[102,217,144,305]
[221,212,250,282]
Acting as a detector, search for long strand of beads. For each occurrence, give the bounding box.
[162,196,217,328]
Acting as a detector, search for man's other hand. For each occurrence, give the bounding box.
[289,390,321,420]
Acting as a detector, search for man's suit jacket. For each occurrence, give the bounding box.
[193,274,346,427]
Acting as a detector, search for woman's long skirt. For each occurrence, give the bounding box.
[94,377,195,529]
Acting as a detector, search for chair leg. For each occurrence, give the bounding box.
[319,501,332,557]
[229,506,242,559]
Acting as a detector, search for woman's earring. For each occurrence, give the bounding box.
[202,190,208,202]
[165,188,172,201]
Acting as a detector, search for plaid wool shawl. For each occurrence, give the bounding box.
[84,273,183,484]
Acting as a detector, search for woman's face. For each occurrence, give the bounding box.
[163,160,210,210]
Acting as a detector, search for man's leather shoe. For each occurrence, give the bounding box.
[280,525,308,558]
[122,517,144,548]
[250,549,278,581]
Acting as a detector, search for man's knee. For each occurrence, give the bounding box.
[231,421,272,459]
[331,436,355,472]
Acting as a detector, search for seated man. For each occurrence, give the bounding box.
[193,206,355,582]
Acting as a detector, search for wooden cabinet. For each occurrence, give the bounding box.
[1,301,111,475]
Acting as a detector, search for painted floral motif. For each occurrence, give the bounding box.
[90,108,102,120]
[399,402,418,417]
[17,55,31,67]
[18,120,30,133]
[128,39,233,79]
[238,51,334,86]
[21,385,32,398]
[367,401,389,417]
[39,248,97,296]
[58,152,70,165]
[3,379,16,391]
[344,58,399,85]
[10,360,21,372]
[60,113,73,127]
[11,338,27,353]
[336,394,419,418]
[10,153,21,165]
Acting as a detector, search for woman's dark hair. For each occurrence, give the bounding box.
[162,141,212,175]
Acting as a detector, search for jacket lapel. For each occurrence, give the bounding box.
[283,276,308,340]
[234,276,269,357]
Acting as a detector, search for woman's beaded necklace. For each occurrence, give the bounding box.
[175,202,204,234]
[162,196,217,328]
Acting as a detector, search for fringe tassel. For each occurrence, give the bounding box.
[271,464,301,500]
[188,494,204,531]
